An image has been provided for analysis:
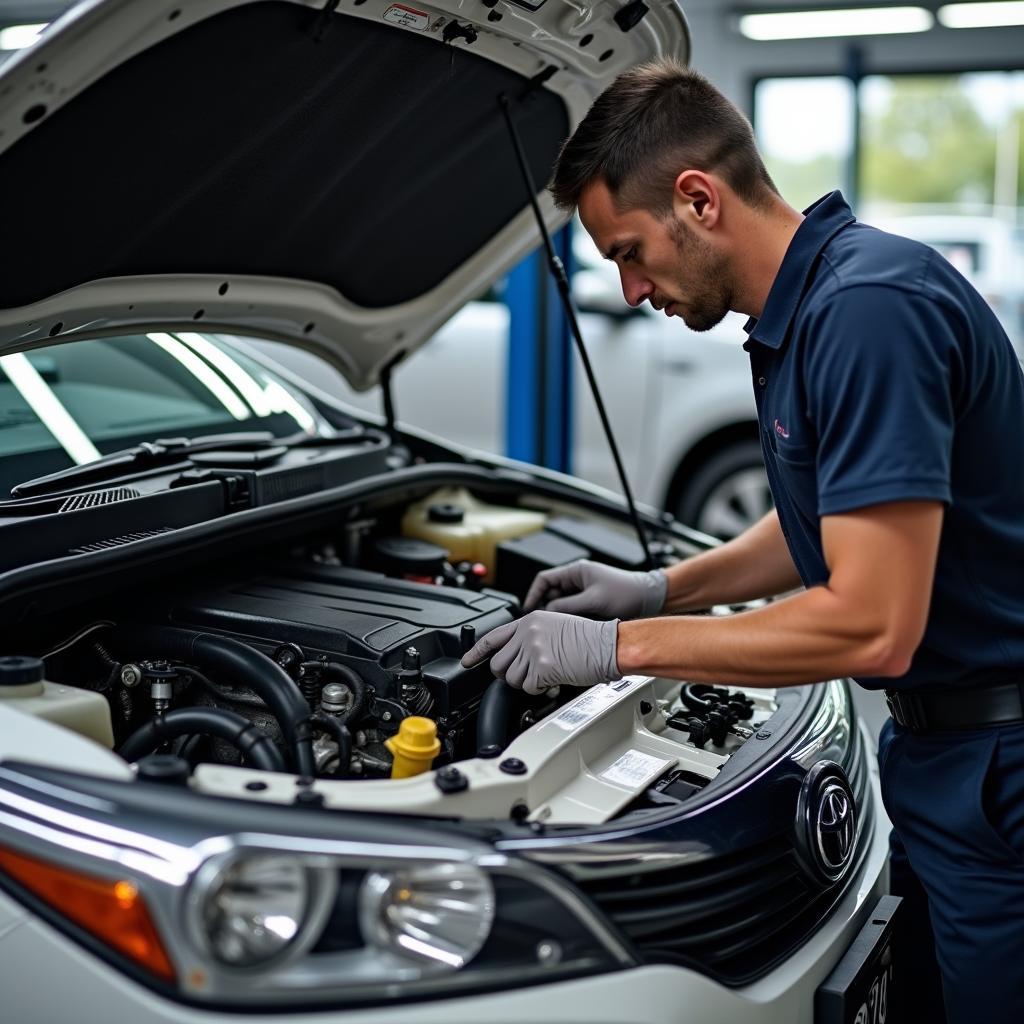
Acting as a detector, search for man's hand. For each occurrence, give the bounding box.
[460,611,620,695]
[523,560,667,620]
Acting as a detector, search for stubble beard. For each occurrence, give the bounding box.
[668,216,733,333]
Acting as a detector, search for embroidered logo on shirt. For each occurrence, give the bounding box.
[774,419,790,439]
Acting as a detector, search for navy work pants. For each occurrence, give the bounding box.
[878,718,1024,1024]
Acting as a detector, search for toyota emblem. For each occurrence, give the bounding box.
[796,761,857,884]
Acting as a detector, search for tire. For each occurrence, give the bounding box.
[675,440,773,540]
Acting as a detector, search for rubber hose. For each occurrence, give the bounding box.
[114,626,314,776]
[119,707,286,772]
[476,679,512,752]
[680,683,722,715]
[311,712,352,778]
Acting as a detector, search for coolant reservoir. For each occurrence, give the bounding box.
[401,487,545,580]
[0,656,114,748]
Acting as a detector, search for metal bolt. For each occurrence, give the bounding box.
[381,711,393,722]
[321,682,352,715]
[756,730,771,740]
[536,940,563,966]
[120,664,141,687]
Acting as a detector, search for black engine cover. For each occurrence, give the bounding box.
[165,562,515,717]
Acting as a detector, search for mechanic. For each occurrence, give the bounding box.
[462,60,1024,1024]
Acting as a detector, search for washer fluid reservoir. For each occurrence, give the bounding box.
[401,487,545,581]
[0,656,114,747]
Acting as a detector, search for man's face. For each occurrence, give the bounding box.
[578,178,732,332]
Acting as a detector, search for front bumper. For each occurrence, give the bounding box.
[0,725,889,1024]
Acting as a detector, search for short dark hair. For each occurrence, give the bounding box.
[550,59,778,214]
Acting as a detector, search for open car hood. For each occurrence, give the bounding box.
[0,0,688,389]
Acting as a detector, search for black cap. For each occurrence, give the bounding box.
[0,656,44,686]
[372,536,448,576]
[427,503,465,524]
[136,755,191,786]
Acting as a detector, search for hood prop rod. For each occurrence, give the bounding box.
[498,93,654,570]
[379,351,403,438]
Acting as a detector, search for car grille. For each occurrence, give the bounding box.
[576,735,871,987]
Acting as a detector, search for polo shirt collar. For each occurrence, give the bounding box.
[743,190,856,350]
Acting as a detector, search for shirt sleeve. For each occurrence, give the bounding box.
[802,282,962,516]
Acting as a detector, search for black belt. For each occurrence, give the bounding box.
[886,681,1024,733]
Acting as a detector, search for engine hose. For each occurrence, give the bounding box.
[311,713,352,778]
[301,660,368,725]
[114,626,314,777]
[476,679,512,753]
[119,707,286,772]
[679,683,726,716]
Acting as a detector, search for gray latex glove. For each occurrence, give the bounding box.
[460,611,620,696]
[523,559,667,620]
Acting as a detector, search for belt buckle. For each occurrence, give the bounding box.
[886,690,927,732]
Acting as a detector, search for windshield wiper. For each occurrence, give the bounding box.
[10,429,364,499]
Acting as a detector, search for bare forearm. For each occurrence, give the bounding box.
[662,510,802,612]
[618,585,899,687]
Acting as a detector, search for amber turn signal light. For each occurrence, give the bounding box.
[0,844,176,982]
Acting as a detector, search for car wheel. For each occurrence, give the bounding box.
[676,440,773,540]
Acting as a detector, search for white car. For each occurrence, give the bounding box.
[0,3,891,1023]
[865,212,1024,358]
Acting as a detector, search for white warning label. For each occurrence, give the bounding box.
[552,677,645,732]
[383,4,430,30]
[601,749,672,789]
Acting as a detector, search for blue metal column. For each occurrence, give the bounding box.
[504,250,542,464]
[505,224,574,473]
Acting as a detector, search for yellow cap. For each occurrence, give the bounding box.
[385,716,441,779]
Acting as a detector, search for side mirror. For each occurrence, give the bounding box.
[571,269,645,320]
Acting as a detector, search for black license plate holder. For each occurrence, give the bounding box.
[815,895,902,1024]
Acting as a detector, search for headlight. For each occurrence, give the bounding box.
[0,764,626,1011]
[188,852,335,971]
[358,862,495,972]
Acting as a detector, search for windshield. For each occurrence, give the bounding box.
[0,332,334,498]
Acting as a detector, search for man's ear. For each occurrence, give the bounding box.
[672,170,720,231]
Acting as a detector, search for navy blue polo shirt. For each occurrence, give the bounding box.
[743,191,1024,691]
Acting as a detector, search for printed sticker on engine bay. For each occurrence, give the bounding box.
[383,4,429,30]
[601,749,673,789]
[552,677,646,731]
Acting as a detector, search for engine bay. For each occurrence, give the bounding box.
[21,483,778,827]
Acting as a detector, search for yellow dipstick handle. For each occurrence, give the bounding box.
[385,716,441,778]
